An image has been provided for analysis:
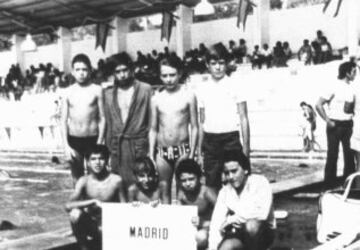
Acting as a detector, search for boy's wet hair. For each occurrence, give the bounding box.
[72,53,92,70]
[175,159,202,180]
[134,156,158,177]
[85,144,110,162]
[222,150,251,174]
[338,61,356,80]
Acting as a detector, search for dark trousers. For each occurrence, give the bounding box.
[202,131,244,192]
[325,120,355,186]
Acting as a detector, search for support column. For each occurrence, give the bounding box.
[252,0,270,47]
[11,34,25,73]
[112,16,129,54]
[57,27,72,73]
[346,0,360,56]
[176,4,193,58]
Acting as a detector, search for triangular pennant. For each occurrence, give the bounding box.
[323,0,343,17]
[237,0,256,30]
[161,11,174,42]
[95,21,112,51]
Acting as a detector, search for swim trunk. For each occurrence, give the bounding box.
[156,143,190,165]
[68,135,98,156]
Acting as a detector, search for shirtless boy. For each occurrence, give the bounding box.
[149,57,198,195]
[128,156,170,205]
[176,159,217,250]
[66,144,125,250]
[61,54,105,183]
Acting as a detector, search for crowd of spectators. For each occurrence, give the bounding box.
[0,29,342,101]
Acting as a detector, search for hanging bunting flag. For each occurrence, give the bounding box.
[237,0,256,30]
[323,0,343,17]
[95,21,113,51]
[161,11,174,42]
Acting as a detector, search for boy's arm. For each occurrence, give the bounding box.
[198,107,205,166]
[316,96,335,127]
[60,90,76,160]
[116,177,126,202]
[65,177,94,211]
[205,186,218,206]
[96,87,106,144]
[188,92,199,159]
[237,101,250,158]
[160,180,170,204]
[148,95,158,160]
[127,184,137,202]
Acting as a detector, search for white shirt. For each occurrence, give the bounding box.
[208,175,275,250]
[195,75,246,133]
[321,80,354,121]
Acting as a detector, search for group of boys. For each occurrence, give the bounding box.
[62,46,274,250]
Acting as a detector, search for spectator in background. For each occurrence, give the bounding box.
[238,39,248,63]
[283,41,292,63]
[312,30,324,64]
[319,36,332,63]
[316,61,356,189]
[261,44,272,68]
[273,41,287,67]
[251,45,263,70]
[298,39,312,65]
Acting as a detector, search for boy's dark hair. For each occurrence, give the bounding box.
[338,61,356,80]
[72,54,92,70]
[134,156,158,177]
[175,159,202,180]
[206,43,230,63]
[110,52,134,72]
[300,101,307,107]
[222,150,251,173]
[85,144,110,161]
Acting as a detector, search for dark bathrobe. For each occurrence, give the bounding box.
[103,80,152,188]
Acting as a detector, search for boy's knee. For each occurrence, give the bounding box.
[219,238,244,250]
[196,229,208,248]
[69,208,82,224]
[245,219,263,238]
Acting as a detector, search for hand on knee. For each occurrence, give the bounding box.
[69,208,82,224]
[195,229,208,248]
[219,238,244,250]
[245,219,263,238]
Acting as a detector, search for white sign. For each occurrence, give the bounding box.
[102,203,198,250]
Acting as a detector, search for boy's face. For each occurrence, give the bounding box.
[72,62,90,84]
[114,64,132,84]
[136,170,155,191]
[160,65,179,91]
[223,161,247,190]
[87,153,107,174]
[179,172,199,193]
[208,59,227,80]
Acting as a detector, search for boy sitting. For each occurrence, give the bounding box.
[65,145,125,250]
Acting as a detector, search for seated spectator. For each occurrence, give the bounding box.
[251,45,263,70]
[176,159,217,250]
[236,39,248,63]
[319,36,332,63]
[65,145,125,250]
[283,41,292,62]
[260,44,272,68]
[128,156,170,205]
[273,41,287,67]
[312,30,324,64]
[208,150,275,250]
[298,39,312,65]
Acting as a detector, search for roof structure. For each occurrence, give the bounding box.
[0,0,201,35]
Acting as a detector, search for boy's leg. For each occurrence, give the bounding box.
[156,153,175,198]
[69,209,98,250]
[243,220,274,250]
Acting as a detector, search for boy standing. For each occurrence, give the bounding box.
[61,54,105,183]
